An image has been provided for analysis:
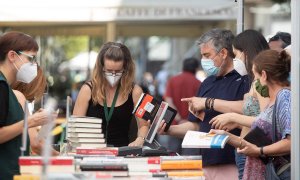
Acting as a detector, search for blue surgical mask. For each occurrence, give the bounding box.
[201,58,219,76]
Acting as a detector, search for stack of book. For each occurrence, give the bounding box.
[159,156,204,178]
[19,156,74,175]
[67,116,106,149]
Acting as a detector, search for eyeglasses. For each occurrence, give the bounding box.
[103,69,124,76]
[17,51,37,64]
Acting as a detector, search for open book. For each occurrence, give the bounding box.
[182,131,229,148]
[132,93,177,132]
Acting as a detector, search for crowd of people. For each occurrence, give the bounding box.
[0,28,291,180]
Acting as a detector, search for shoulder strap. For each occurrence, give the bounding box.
[271,98,278,143]
[85,81,92,90]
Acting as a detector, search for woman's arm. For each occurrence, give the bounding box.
[73,84,91,116]
[209,113,256,130]
[166,121,199,139]
[128,85,149,146]
[237,136,291,157]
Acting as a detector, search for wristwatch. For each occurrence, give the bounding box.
[259,146,267,158]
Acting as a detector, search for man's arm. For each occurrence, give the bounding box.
[166,121,199,139]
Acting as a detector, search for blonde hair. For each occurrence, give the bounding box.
[11,66,46,102]
[91,42,135,105]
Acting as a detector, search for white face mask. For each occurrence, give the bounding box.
[14,62,38,83]
[105,73,122,87]
[233,58,247,76]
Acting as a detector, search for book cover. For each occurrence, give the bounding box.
[182,130,229,148]
[132,93,177,131]
[243,126,272,147]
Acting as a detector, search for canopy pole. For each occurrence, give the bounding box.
[291,0,300,179]
[236,0,244,34]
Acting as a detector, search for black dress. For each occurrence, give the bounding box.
[85,83,134,147]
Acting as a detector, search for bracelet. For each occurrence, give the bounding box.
[259,146,268,158]
[205,98,211,110]
[210,98,215,111]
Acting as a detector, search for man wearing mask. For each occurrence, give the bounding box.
[159,29,250,180]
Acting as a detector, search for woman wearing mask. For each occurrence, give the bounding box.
[182,29,270,180]
[12,66,59,156]
[73,42,148,147]
[0,31,53,179]
[210,50,291,179]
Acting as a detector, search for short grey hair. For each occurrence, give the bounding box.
[197,28,235,58]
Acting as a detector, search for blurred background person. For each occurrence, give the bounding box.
[268,32,291,52]
[140,72,156,95]
[158,57,201,155]
[73,42,149,147]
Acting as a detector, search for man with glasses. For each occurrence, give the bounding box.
[268,32,291,52]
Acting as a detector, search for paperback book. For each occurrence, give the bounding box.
[132,93,177,132]
[182,130,229,149]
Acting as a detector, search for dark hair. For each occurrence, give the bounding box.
[233,29,269,80]
[183,57,199,74]
[197,28,235,58]
[253,50,290,86]
[0,31,39,62]
[269,32,291,49]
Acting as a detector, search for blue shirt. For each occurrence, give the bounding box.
[188,70,250,166]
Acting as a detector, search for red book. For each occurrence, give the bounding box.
[19,156,73,166]
[76,147,119,156]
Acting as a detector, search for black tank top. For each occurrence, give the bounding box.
[85,83,134,147]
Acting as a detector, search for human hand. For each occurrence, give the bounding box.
[28,108,58,128]
[157,120,167,135]
[181,97,206,113]
[128,136,144,147]
[209,129,228,135]
[237,140,260,157]
[209,113,236,130]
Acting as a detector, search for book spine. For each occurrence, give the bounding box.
[160,160,202,170]
[167,170,204,177]
[19,158,73,166]
[76,149,118,155]
[80,164,128,171]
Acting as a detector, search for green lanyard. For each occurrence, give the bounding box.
[104,84,120,137]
